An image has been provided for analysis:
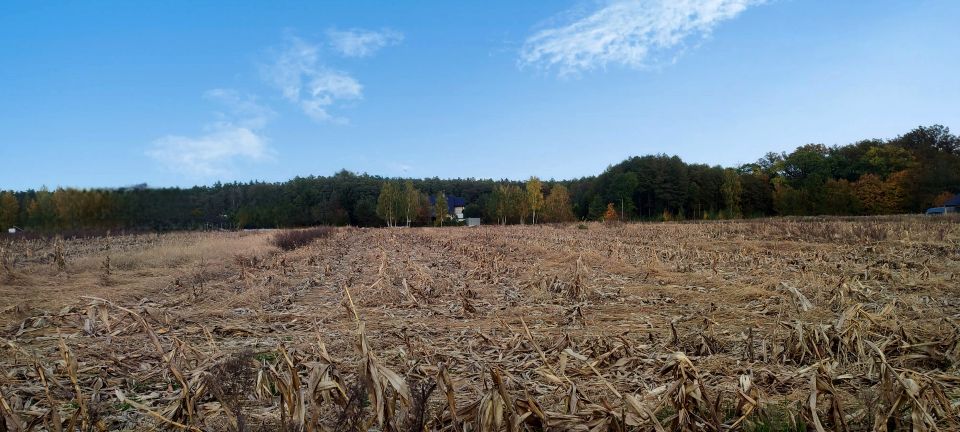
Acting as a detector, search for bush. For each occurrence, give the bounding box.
[271,226,334,251]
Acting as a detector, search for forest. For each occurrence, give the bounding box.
[1,125,958,231]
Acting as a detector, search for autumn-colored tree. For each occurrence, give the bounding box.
[0,192,19,229]
[542,185,575,222]
[853,172,907,215]
[882,170,909,213]
[853,174,886,214]
[603,203,618,223]
[526,177,544,224]
[434,192,448,226]
[933,191,956,207]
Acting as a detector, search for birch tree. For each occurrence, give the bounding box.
[526,177,544,224]
[434,192,448,226]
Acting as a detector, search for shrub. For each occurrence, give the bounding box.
[271,226,334,251]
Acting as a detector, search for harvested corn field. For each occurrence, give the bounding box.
[1,217,959,431]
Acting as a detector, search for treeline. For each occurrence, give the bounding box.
[374,178,576,227]
[0,125,957,232]
[572,124,959,220]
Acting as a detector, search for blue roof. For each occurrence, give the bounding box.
[428,195,466,213]
[945,194,960,207]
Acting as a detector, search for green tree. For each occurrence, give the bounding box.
[862,146,915,179]
[587,195,605,221]
[402,180,420,227]
[510,184,529,224]
[489,186,507,224]
[608,172,638,220]
[434,192,448,226]
[820,179,861,215]
[490,184,526,224]
[27,188,55,229]
[0,192,19,229]
[720,169,742,218]
[376,181,402,227]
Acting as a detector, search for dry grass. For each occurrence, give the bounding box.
[0,216,958,431]
[272,227,335,251]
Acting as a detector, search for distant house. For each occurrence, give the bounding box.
[926,193,960,215]
[429,195,468,221]
[7,226,21,234]
[467,217,481,227]
[945,193,960,208]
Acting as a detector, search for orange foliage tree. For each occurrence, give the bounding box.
[603,203,618,222]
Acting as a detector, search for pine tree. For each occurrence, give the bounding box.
[587,195,606,221]
[0,192,18,229]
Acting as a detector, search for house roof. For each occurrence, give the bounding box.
[429,195,467,213]
[945,193,960,207]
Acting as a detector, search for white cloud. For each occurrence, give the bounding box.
[262,35,364,122]
[300,69,363,122]
[148,90,274,176]
[148,125,270,176]
[327,28,404,58]
[520,0,764,76]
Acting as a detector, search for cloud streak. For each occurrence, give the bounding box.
[148,90,273,176]
[262,35,367,122]
[327,28,404,58]
[520,0,764,76]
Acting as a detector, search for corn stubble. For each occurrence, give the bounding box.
[0,215,958,431]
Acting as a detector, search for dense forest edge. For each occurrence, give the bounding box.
[1,125,958,233]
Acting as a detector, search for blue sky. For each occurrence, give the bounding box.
[1,0,958,190]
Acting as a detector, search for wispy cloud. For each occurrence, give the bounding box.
[204,88,275,129]
[299,69,363,122]
[147,90,273,176]
[520,0,764,77]
[262,35,364,123]
[327,28,404,58]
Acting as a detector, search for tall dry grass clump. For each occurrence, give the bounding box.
[272,227,335,251]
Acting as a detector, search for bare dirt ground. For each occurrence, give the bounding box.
[1,217,959,431]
